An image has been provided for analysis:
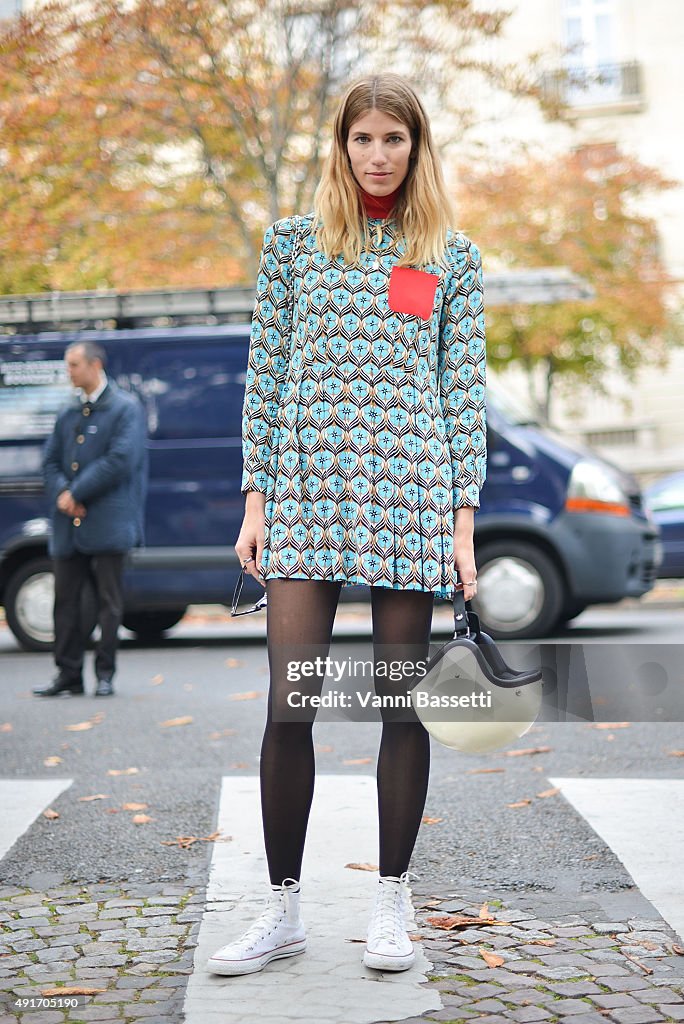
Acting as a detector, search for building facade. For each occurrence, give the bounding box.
[458,0,684,483]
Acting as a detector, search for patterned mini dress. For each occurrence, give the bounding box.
[240,211,487,600]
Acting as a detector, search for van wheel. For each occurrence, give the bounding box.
[122,609,187,639]
[4,558,97,653]
[471,540,564,639]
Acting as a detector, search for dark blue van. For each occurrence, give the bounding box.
[0,301,661,649]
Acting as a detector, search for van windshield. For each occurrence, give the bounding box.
[487,378,540,427]
[0,359,72,440]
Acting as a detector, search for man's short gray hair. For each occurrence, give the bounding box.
[66,339,107,368]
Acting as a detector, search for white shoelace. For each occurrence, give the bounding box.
[369,883,405,945]
[398,870,417,915]
[232,896,289,952]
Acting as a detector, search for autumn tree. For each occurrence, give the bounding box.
[454,144,682,423]
[1,0,570,292]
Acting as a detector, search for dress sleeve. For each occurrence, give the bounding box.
[240,217,297,495]
[438,235,487,510]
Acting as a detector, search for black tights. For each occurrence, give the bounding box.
[260,579,434,885]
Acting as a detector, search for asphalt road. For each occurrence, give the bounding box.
[1,603,683,899]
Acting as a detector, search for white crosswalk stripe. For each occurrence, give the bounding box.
[183,775,441,1024]
[0,779,73,860]
[550,777,684,941]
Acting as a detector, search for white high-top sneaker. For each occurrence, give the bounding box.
[363,875,416,971]
[207,877,306,976]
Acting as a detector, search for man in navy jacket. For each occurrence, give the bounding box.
[34,340,148,697]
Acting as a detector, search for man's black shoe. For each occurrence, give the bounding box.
[33,678,84,697]
[94,678,115,697]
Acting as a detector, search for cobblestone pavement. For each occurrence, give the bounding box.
[0,883,201,1023]
[1,883,683,1023]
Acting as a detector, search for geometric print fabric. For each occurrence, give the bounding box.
[241,212,487,600]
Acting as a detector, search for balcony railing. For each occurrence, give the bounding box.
[540,61,643,110]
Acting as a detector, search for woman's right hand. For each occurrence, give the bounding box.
[235,491,267,588]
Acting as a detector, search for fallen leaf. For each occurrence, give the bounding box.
[672,943,684,955]
[160,830,230,849]
[150,674,164,686]
[425,913,497,930]
[667,750,684,757]
[590,722,631,729]
[343,757,373,765]
[631,939,659,950]
[132,814,153,824]
[44,756,63,767]
[504,746,551,757]
[622,951,653,974]
[584,854,599,861]
[422,816,443,825]
[106,808,121,814]
[107,767,139,776]
[0,723,13,732]
[537,788,560,799]
[345,862,379,872]
[225,658,242,668]
[507,799,533,807]
[529,938,557,946]
[209,728,238,740]
[65,721,94,731]
[315,744,334,753]
[479,946,505,968]
[229,691,263,701]
[229,762,249,769]
[41,986,105,996]
[479,901,490,919]
[43,809,59,819]
[78,794,109,802]
[122,802,148,811]
[466,767,505,774]
[160,716,193,728]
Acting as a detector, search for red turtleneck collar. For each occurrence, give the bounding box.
[359,184,402,219]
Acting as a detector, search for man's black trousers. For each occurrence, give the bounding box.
[53,552,126,684]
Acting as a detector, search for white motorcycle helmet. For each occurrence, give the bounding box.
[412,589,543,754]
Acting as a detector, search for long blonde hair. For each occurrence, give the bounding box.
[313,74,454,268]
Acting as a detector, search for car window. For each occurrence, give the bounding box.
[647,480,684,512]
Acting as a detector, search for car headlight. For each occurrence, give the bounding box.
[565,460,630,516]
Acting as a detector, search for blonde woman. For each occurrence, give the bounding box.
[208,73,486,976]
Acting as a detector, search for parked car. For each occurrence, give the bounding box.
[645,471,684,577]
[0,319,660,650]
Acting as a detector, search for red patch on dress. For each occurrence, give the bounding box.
[388,267,439,320]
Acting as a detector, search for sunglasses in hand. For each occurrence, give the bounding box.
[231,565,268,616]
